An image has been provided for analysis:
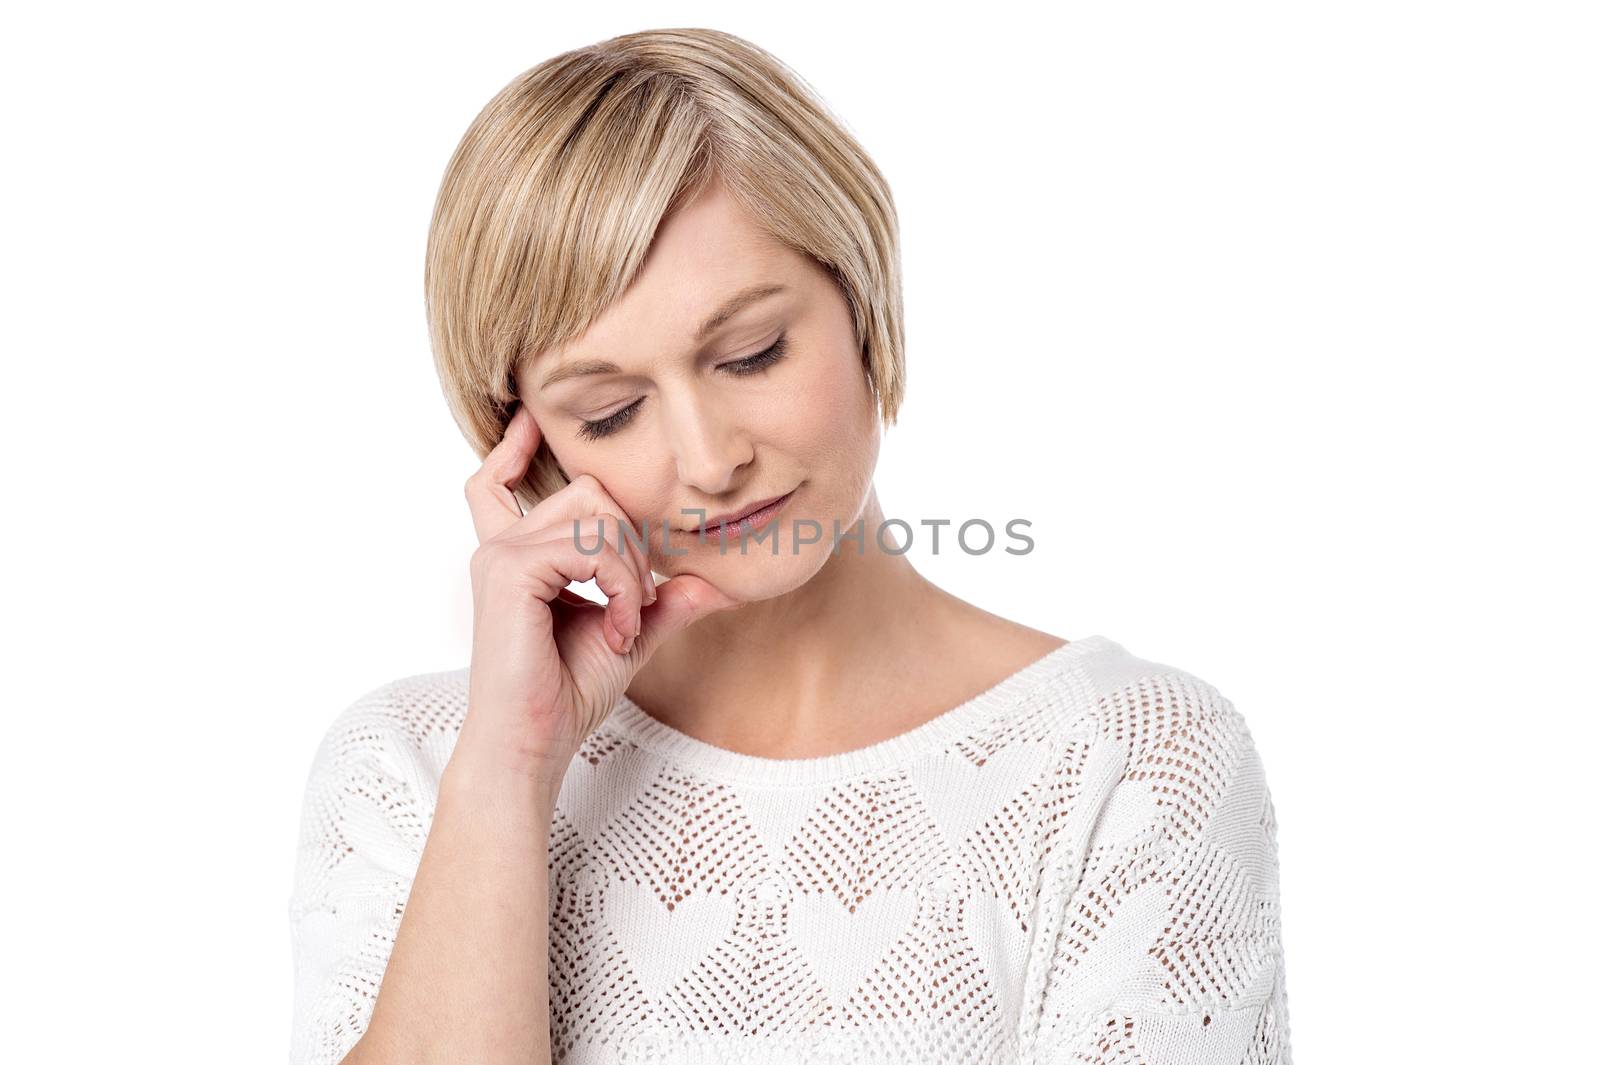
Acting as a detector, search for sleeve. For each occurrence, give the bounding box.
[1022,670,1292,1065]
[287,684,440,1065]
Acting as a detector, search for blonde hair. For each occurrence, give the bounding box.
[424,27,905,509]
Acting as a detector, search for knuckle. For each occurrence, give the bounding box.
[469,540,509,575]
[575,476,608,508]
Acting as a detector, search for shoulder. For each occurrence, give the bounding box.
[289,670,469,925]
[1012,637,1277,839]
[1031,636,1265,767]
[1036,639,1284,936]
[300,667,471,795]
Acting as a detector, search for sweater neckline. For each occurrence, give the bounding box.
[607,634,1116,788]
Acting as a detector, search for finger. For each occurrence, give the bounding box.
[624,573,741,663]
[465,403,543,544]
[494,474,658,605]
[561,481,657,606]
[476,533,645,655]
[514,510,655,615]
[548,515,649,645]
[531,536,647,655]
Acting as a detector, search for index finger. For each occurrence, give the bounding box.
[465,402,543,544]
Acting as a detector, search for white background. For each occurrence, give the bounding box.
[3,2,1595,1060]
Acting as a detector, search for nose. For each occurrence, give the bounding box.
[662,388,755,496]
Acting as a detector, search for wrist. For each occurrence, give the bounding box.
[441,757,567,817]
[444,728,577,810]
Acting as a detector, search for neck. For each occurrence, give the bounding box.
[629,485,962,758]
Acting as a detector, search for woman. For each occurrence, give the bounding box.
[289,28,1292,1065]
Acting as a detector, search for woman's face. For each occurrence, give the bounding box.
[514,176,882,602]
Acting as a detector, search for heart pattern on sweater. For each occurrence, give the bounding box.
[558,743,660,845]
[906,743,1052,847]
[788,886,917,1008]
[605,874,739,1007]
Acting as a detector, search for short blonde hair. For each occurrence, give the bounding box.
[424,27,905,509]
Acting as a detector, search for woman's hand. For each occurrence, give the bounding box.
[453,401,739,789]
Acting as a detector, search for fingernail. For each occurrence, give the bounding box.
[622,633,635,654]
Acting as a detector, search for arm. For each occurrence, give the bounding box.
[343,748,564,1065]
[290,404,736,1065]
[286,692,565,1065]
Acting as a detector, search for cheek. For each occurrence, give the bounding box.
[809,351,877,442]
[780,350,879,488]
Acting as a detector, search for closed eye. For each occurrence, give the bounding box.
[722,331,789,376]
[575,332,790,441]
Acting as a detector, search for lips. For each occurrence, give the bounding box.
[690,489,794,532]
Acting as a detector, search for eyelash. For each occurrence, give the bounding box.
[575,333,790,442]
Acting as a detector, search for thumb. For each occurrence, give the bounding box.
[628,573,739,660]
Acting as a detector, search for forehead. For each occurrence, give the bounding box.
[527,179,801,379]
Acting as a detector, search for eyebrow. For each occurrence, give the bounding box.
[539,282,788,391]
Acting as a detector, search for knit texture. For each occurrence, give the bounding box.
[288,635,1291,1064]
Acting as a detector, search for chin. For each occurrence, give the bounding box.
[660,538,826,599]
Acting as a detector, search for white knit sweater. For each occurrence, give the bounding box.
[288,635,1292,1064]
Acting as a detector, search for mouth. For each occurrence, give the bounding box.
[687,488,797,538]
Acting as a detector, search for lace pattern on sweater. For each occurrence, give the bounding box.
[288,639,1291,1064]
